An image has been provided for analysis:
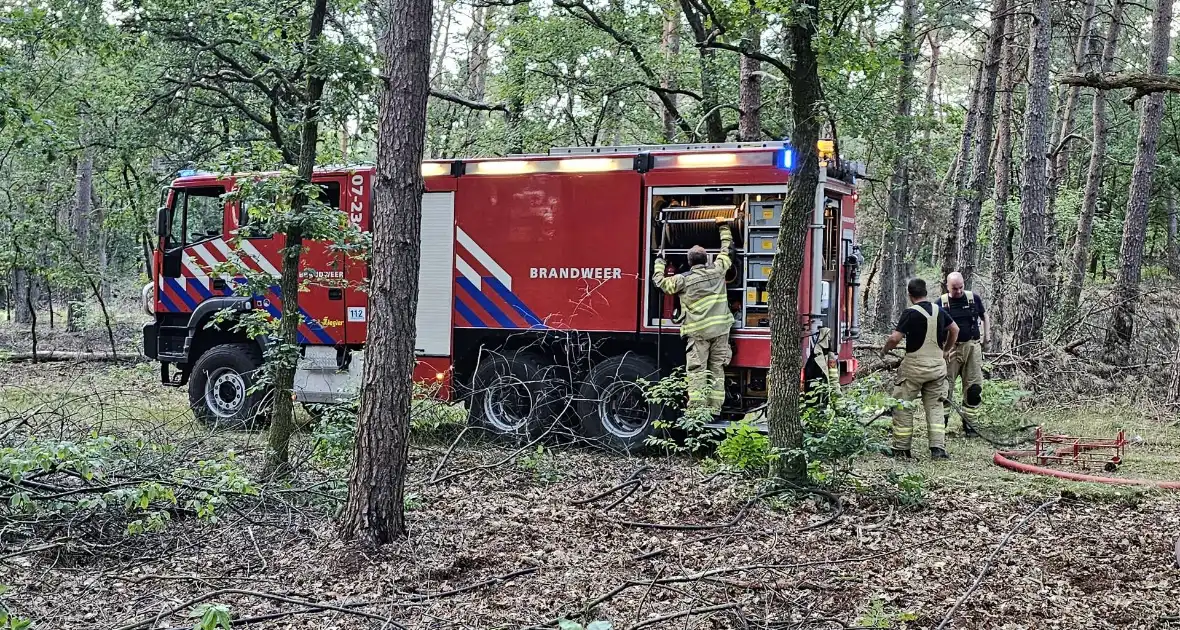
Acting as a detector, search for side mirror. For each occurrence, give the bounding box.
[155,206,169,239]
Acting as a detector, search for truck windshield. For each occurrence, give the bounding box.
[168,187,225,248]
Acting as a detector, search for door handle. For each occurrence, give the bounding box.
[328,288,343,300]
[212,278,227,291]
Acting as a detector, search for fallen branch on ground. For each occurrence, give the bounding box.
[629,602,738,630]
[934,498,1060,630]
[0,351,142,363]
[112,588,403,630]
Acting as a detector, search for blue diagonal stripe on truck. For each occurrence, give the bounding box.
[484,276,544,328]
[456,277,515,328]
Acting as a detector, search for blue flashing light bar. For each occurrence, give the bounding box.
[775,147,794,171]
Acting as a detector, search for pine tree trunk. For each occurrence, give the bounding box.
[1047,0,1097,222]
[768,0,822,482]
[738,4,762,141]
[940,62,984,286]
[661,4,680,142]
[502,5,529,155]
[264,0,330,478]
[13,269,35,324]
[1011,0,1053,352]
[700,48,725,142]
[1103,0,1173,361]
[874,0,917,331]
[989,11,1019,352]
[1064,1,1124,319]
[67,146,93,333]
[341,0,431,545]
[959,0,1008,288]
[466,5,493,102]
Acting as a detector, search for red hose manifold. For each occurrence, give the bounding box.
[994,450,1180,489]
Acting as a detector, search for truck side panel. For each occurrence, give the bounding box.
[452,171,643,333]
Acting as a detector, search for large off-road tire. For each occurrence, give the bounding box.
[466,349,563,442]
[576,354,662,453]
[189,343,268,430]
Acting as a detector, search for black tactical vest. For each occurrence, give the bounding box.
[939,291,981,341]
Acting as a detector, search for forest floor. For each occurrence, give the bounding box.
[1,319,1179,629]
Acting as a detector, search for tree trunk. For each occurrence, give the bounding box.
[924,30,940,148]
[738,4,762,141]
[1064,0,1124,318]
[699,48,725,142]
[989,9,1019,352]
[13,269,35,324]
[1011,0,1053,352]
[503,5,528,154]
[1046,0,1097,224]
[959,0,1007,288]
[466,5,494,102]
[67,145,94,333]
[660,5,681,142]
[1103,0,1173,361]
[341,0,432,545]
[874,0,917,331]
[767,0,821,482]
[940,62,984,286]
[264,0,330,478]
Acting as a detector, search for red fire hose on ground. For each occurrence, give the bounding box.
[991,427,1180,489]
[993,450,1180,489]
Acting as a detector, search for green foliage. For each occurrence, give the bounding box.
[855,597,919,628]
[516,445,562,484]
[307,380,465,469]
[0,585,33,630]
[0,434,256,535]
[714,419,777,476]
[971,378,1031,430]
[557,620,611,630]
[189,603,232,630]
[885,470,927,506]
[791,379,892,487]
[641,367,722,453]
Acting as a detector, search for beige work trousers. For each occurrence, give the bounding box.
[686,333,731,413]
[945,339,984,426]
[892,356,948,451]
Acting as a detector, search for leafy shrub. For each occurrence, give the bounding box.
[885,470,927,506]
[190,603,233,630]
[516,444,562,484]
[307,379,466,468]
[641,367,722,453]
[0,585,32,630]
[714,419,776,476]
[0,435,256,536]
[558,620,611,630]
[792,379,892,486]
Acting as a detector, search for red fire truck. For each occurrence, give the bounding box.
[142,141,865,449]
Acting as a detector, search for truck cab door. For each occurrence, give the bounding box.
[232,178,347,347]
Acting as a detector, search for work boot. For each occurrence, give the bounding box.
[930,447,950,460]
[886,448,912,459]
[963,425,980,438]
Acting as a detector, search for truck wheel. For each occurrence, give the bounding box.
[189,343,268,430]
[467,350,560,442]
[577,354,662,452]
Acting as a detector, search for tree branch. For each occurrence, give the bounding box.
[429,89,510,113]
[1059,72,1180,105]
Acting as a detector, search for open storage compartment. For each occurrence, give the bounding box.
[645,187,788,333]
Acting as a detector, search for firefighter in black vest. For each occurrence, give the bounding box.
[940,272,989,437]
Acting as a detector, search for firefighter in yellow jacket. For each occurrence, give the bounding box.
[881,278,959,459]
[653,218,734,415]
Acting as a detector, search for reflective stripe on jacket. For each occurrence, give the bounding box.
[653,225,733,339]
